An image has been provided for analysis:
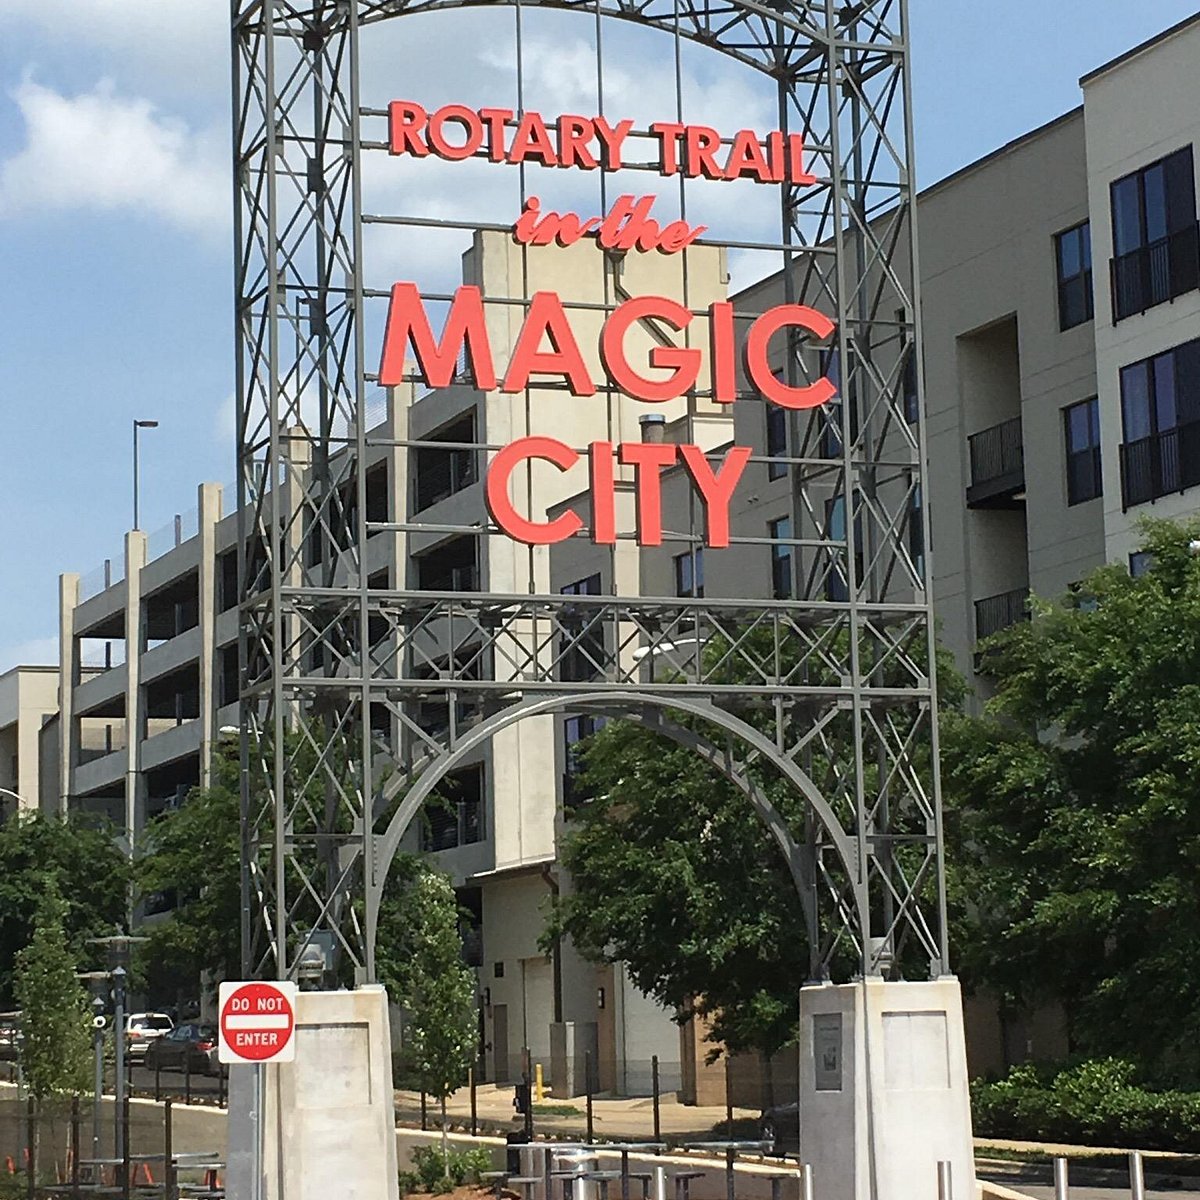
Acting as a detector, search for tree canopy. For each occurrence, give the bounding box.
[0,812,128,1007]
[942,518,1200,1081]
[15,883,92,1101]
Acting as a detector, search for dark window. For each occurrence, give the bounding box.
[1064,398,1102,505]
[765,406,787,480]
[902,341,920,423]
[420,763,484,851]
[1118,337,1200,507]
[416,536,478,591]
[414,413,478,511]
[218,550,238,612]
[674,548,704,598]
[1055,222,1094,330]
[908,483,925,583]
[1129,551,1153,578]
[819,346,857,457]
[560,574,604,681]
[218,644,239,708]
[768,516,792,600]
[1110,146,1199,320]
[824,493,863,601]
[563,713,604,812]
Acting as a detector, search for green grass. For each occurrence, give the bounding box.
[533,1102,585,1117]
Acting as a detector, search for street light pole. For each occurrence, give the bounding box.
[111,966,127,1160]
[132,419,159,530]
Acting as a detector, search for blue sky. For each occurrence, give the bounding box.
[1,0,1197,671]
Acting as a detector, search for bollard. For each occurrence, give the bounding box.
[725,1148,736,1200]
[470,1067,478,1138]
[421,1090,428,1131]
[800,1164,814,1200]
[536,1063,545,1103]
[724,1058,733,1140]
[586,1051,595,1144]
[1053,1156,1068,1200]
[621,1148,630,1200]
[653,1166,667,1200]
[937,1160,952,1200]
[1129,1150,1146,1200]
[651,1056,661,1149]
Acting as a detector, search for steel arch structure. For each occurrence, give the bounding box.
[232,0,944,986]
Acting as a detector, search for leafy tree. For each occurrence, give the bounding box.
[15,883,92,1101]
[546,628,965,1060]
[549,719,809,1057]
[380,867,476,1165]
[0,813,128,1006]
[941,518,1200,1082]
[136,743,241,1001]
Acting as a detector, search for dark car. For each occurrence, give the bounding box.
[759,1101,800,1155]
[144,1023,220,1075]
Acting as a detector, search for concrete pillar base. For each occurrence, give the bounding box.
[798,977,975,1200]
[227,985,399,1200]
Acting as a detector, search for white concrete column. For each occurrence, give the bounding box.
[797,977,975,1200]
[197,483,222,787]
[124,531,147,856]
[58,573,80,815]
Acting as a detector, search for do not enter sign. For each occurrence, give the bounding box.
[218,981,298,1065]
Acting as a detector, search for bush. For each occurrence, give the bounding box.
[400,1144,494,1195]
[972,1058,1200,1151]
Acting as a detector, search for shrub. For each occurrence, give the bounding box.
[402,1144,494,1194]
[972,1059,1200,1151]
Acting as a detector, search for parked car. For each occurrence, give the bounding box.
[125,1012,174,1062]
[143,1023,220,1075]
[759,1101,800,1155]
[0,1014,20,1062]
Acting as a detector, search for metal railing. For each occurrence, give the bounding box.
[1119,420,1200,509]
[974,587,1030,644]
[1111,221,1200,321]
[146,507,200,562]
[79,555,125,602]
[968,416,1024,492]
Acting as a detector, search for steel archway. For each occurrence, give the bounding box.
[365,689,867,981]
[233,0,945,986]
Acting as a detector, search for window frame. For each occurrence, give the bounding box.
[1054,221,1094,331]
[768,515,793,600]
[674,548,705,598]
[1063,397,1103,506]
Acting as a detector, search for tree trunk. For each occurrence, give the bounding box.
[440,1095,449,1171]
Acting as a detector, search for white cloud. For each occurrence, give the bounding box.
[0,77,229,236]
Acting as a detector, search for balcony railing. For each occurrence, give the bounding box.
[1110,222,1200,321]
[975,587,1030,644]
[966,417,1025,508]
[1119,420,1200,509]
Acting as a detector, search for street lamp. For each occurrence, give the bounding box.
[132,419,159,530]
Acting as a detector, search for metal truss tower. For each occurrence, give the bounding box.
[232,0,942,986]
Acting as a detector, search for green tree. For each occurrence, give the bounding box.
[549,719,809,1057]
[941,517,1200,1082]
[15,883,92,1101]
[380,868,476,1165]
[0,813,128,1006]
[136,743,242,1000]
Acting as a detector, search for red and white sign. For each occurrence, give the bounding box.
[218,981,297,1065]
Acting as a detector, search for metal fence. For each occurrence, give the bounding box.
[0,1092,223,1198]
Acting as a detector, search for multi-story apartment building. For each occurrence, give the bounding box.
[34,9,1200,1088]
